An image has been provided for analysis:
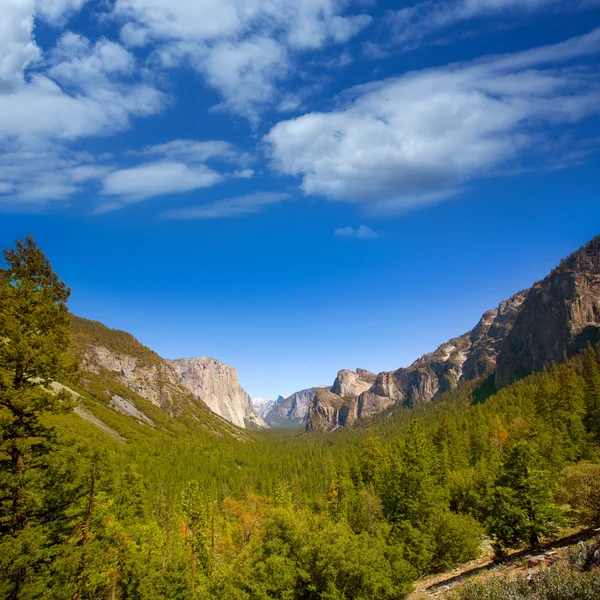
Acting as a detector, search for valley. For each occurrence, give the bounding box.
[1,235,599,599]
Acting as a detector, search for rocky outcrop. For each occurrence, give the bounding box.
[73,317,265,429]
[306,235,600,433]
[265,386,329,428]
[304,291,530,431]
[331,369,376,397]
[168,357,267,429]
[80,344,187,413]
[496,236,600,386]
[305,388,351,432]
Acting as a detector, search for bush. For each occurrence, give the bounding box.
[450,565,600,600]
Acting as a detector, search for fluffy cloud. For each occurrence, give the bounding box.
[0,2,166,209]
[265,28,600,214]
[112,0,371,116]
[37,0,89,26]
[0,147,111,207]
[334,225,379,239]
[0,0,40,84]
[93,138,253,213]
[162,191,291,219]
[100,162,223,205]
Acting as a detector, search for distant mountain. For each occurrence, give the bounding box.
[252,396,284,419]
[265,386,330,428]
[71,316,266,430]
[306,235,600,432]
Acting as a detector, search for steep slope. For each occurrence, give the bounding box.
[496,235,600,386]
[167,357,267,429]
[71,316,265,429]
[265,386,330,428]
[306,235,600,432]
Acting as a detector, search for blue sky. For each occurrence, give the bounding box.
[1,0,599,399]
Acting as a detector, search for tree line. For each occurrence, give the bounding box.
[1,237,599,599]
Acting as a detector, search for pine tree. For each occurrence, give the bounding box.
[0,236,73,597]
[486,441,564,556]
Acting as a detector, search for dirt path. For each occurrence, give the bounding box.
[407,528,600,599]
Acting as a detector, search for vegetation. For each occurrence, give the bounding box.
[449,538,600,600]
[1,236,599,599]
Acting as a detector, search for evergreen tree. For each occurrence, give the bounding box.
[0,236,73,597]
[486,442,564,557]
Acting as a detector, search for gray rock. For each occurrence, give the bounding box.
[306,235,600,432]
[168,357,267,429]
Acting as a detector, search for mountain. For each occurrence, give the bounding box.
[252,396,283,419]
[496,235,600,386]
[306,235,600,432]
[71,316,265,430]
[264,386,330,428]
[168,357,267,428]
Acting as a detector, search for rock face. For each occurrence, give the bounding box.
[306,292,527,432]
[331,369,376,397]
[306,235,600,432]
[265,386,329,428]
[80,344,186,413]
[73,317,266,429]
[252,396,282,419]
[168,358,267,429]
[496,236,600,386]
[305,388,349,432]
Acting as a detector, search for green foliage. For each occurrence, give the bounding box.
[486,442,564,556]
[70,316,162,368]
[2,237,600,599]
[0,236,76,597]
[559,463,600,527]
[450,565,600,600]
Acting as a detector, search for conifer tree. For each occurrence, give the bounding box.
[0,236,73,597]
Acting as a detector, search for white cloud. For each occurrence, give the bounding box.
[37,0,89,26]
[334,225,379,239]
[265,28,600,215]
[100,161,223,202]
[135,139,246,164]
[0,13,166,210]
[112,0,371,116]
[162,191,291,219]
[0,147,110,207]
[200,37,290,117]
[0,0,40,84]
[385,0,600,50]
[93,137,252,212]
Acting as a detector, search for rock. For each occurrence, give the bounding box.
[265,386,330,428]
[496,236,600,386]
[72,317,265,430]
[305,388,351,432]
[80,344,187,413]
[252,396,281,419]
[331,369,376,397]
[168,357,267,429]
[306,235,600,432]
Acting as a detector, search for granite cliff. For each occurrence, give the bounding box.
[72,317,265,429]
[496,236,600,386]
[264,386,330,428]
[168,357,266,429]
[306,236,600,432]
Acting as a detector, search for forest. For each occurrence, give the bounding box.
[1,237,599,600]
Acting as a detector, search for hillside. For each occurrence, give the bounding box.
[3,235,600,600]
[306,236,600,432]
[70,315,265,429]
